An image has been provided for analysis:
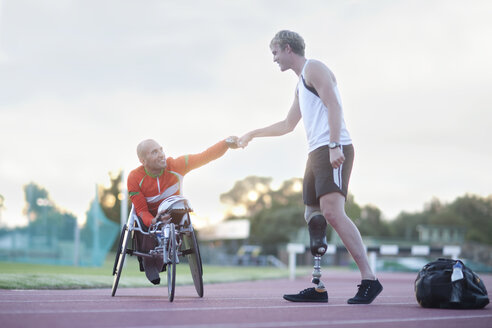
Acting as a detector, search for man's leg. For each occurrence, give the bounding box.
[320,192,382,304]
[319,192,373,279]
[306,207,328,286]
[283,206,329,303]
[135,231,163,285]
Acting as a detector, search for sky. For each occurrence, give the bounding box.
[1,0,491,228]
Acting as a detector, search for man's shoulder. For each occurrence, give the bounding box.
[166,156,178,167]
[305,59,335,86]
[128,165,145,180]
[165,156,186,172]
[306,58,327,67]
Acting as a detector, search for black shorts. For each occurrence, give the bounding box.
[303,144,354,206]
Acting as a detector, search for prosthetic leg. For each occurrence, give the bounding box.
[283,212,329,302]
[308,214,328,291]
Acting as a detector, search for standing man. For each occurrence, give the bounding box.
[239,30,382,304]
[128,137,238,285]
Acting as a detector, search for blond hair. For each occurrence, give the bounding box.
[270,30,305,56]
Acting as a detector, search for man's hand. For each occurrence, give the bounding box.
[330,147,345,169]
[238,133,253,148]
[225,136,240,149]
[151,213,171,225]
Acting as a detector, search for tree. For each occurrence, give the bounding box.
[23,182,50,219]
[22,182,77,243]
[249,205,305,254]
[356,204,391,237]
[220,177,492,253]
[220,176,388,253]
[220,176,305,254]
[99,170,131,226]
[388,194,492,245]
[449,194,492,245]
[220,176,274,217]
[345,193,362,222]
[98,170,132,251]
[0,194,4,225]
[220,176,305,217]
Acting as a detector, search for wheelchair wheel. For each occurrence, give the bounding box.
[183,225,204,297]
[167,223,177,302]
[112,224,129,297]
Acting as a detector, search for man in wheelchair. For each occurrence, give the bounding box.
[127,137,239,285]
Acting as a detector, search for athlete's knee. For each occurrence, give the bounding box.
[322,208,338,227]
[306,210,328,256]
[322,208,352,231]
[320,193,346,227]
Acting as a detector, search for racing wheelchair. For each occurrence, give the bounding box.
[111,195,203,302]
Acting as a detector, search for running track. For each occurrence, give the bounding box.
[1,271,491,328]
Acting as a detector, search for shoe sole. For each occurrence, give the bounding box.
[283,295,328,303]
[347,285,383,304]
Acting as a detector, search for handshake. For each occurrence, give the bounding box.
[225,134,252,149]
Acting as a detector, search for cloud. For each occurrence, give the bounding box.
[1,0,492,227]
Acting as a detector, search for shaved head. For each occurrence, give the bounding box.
[136,139,167,174]
[137,139,158,161]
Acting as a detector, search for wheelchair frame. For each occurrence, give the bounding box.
[111,201,203,302]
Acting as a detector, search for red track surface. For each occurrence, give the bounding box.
[1,271,491,328]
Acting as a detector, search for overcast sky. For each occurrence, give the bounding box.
[1,0,491,228]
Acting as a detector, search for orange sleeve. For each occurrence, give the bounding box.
[180,140,229,175]
[127,171,154,227]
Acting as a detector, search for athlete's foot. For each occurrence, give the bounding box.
[347,279,383,304]
[283,287,328,303]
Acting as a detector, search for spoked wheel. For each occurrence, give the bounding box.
[183,225,204,297]
[167,223,177,302]
[112,224,129,296]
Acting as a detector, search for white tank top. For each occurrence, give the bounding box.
[297,60,352,153]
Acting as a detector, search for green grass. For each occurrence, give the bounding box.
[0,255,311,290]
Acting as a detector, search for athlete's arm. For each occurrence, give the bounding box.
[238,94,301,148]
[127,176,155,227]
[180,139,230,174]
[128,189,170,226]
[305,60,345,168]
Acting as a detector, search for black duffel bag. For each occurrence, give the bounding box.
[415,258,489,309]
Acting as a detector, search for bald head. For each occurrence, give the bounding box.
[137,139,158,161]
[136,139,167,174]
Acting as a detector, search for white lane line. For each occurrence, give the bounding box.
[0,296,414,303]
[0,297,286,302]
[123,315,492,328]
[0,302,423,314]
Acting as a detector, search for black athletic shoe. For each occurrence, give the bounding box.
[347,279,383,304]
[283,287,328,303]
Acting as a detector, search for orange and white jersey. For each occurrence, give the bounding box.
[127,140,228,226]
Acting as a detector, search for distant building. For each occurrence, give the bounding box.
[198,219,250,242]
[197,219,251,265]
[416,224,465,244]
